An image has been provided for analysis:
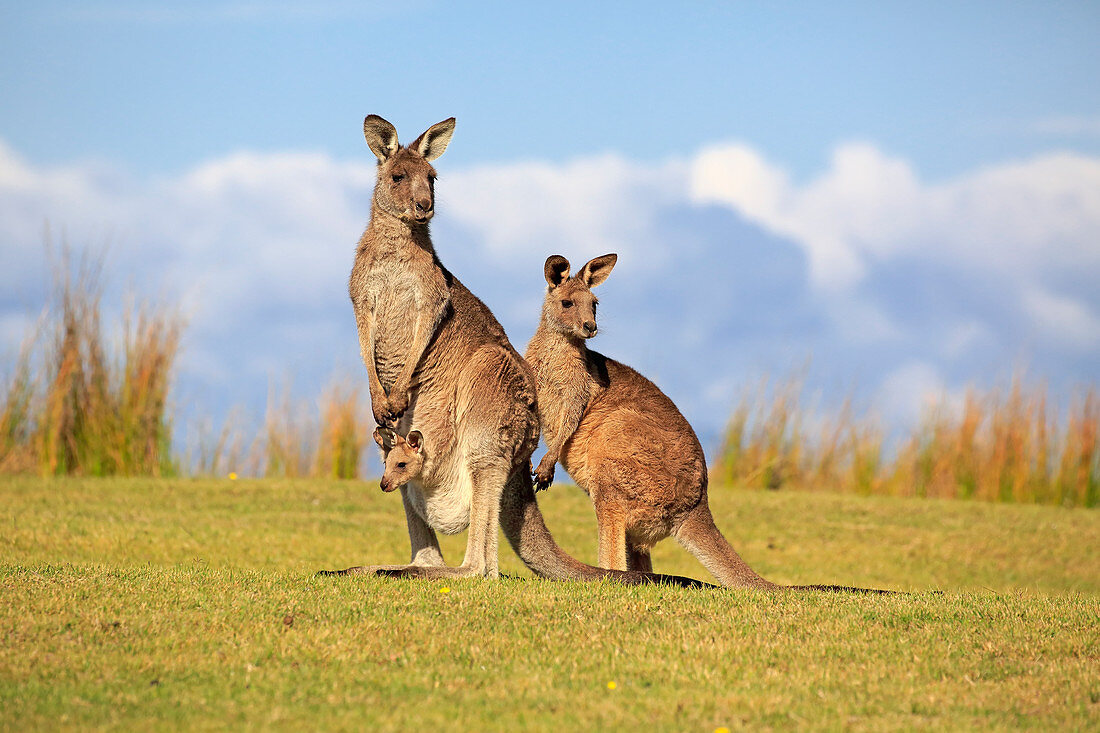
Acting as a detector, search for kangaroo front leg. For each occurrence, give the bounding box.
[384,294,448,422]
[355,308,393,427]
[534,395,586,490]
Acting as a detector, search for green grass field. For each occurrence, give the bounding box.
[2,477,1097,730]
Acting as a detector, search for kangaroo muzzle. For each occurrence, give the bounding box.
[413,198,433,222]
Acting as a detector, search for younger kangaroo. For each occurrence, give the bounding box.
[373,428,426,494]
[525,254,890,593]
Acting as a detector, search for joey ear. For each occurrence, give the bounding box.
[544,255,571,288]
[372,427,388,449]
[412,117,456,161]
[405,430,423,452]
[364,115,399,162]
[579,253,617,288]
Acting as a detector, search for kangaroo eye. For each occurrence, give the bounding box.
[561,300,574,308]
[391,174,405,182]
[397,462,407,469]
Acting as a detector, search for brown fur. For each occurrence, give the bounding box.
[322,117,709,588]
[525,254,893,594]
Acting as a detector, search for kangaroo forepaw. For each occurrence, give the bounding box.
[384,392,409,423]
[533,457,556,491]
[371,405,395,429]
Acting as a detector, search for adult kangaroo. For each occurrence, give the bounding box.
[524,253,891,594]
[325,115,707,587]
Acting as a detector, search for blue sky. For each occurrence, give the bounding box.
[4,1,1099,176]
[2,1,1099,461]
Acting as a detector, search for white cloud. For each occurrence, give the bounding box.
[690,141,922,290]
[1022,288,1100,349]
[942,320,994,358]
[689,142,1100,298]
[444,154,687,275]
[688,140,1100,376]
[0,141,376,413]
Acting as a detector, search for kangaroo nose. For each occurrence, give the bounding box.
[380,477,390,492]
[583,321,596,334]
[414,199,432,214]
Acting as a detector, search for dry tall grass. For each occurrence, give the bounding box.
[190,378,371,479]
[261,379,369,479]
[186,408,250,479]
[712,375,1099,507]
[0,250,182,476]
[312,380,368,479]
[0,248,374,480]
[2,251,1094,499]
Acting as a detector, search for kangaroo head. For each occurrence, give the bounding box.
[363,115,455,225]
[541,254,617,340]
[377,429,425,493]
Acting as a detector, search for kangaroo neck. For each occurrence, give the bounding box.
[531,318,588,370]
[367,202,435,255]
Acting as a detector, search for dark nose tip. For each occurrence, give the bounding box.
[583,321,596,333]
[414,199,432,213]
[380,478,390,492]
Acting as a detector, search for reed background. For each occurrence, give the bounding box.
[1,249,1096,507]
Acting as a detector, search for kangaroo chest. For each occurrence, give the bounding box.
[371,272,422,391]
[357,246,445,392]
[529,345,600,441]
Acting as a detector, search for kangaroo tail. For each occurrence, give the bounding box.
[673,495,780,590]
[673,493,898,594]
[499,468,713,589]
[787,584,895,595]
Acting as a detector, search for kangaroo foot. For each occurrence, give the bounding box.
[315,564,410,577]
[374,564,491,580]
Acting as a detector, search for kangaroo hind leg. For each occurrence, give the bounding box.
[595,499,628,571]
[626,544,652,573]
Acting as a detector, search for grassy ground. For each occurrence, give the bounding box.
[2,477,1097,730]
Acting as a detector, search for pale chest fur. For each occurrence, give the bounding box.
[402,466,474,535]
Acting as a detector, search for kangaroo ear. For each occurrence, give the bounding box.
[364,115,399,162]
[411,118,455,162]
[405,430,423,452]
[580,253,617,288]
[372,427,387,449]
[544,255,571,288]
